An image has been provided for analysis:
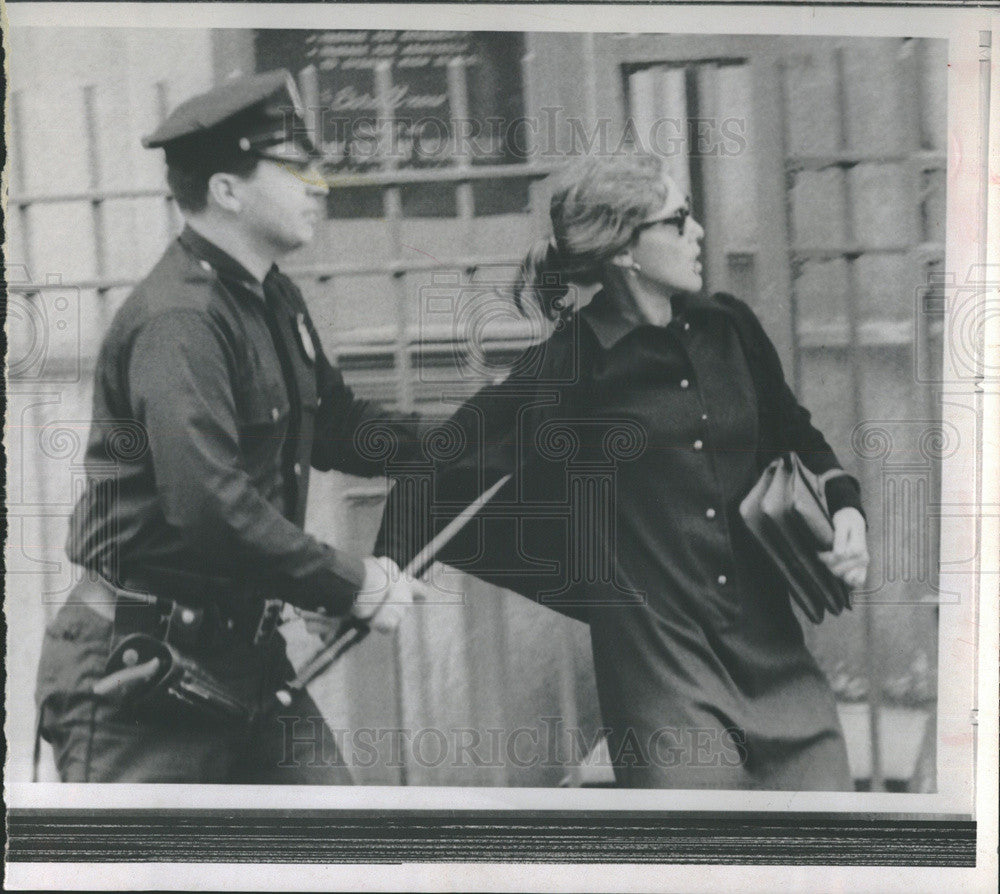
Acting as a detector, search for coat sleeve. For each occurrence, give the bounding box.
[128,309,365,615]
[374,375,591,624]
[305,313,427,477]
[727,295,864,517]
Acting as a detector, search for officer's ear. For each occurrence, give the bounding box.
[205,171,246,215]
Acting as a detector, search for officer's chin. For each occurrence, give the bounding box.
[282,232,313,253]
[298,230,313,248]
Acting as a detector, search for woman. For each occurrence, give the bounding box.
[381,152,869,789]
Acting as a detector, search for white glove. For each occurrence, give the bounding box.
[294,606,340,640]
[352,556,430,633]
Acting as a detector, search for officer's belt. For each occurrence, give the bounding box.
[116,564,252,608]
[70,575,280,648]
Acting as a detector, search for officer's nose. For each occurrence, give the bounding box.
[306,166,330,197]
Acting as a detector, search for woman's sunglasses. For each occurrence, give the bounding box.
[635,199,693,237]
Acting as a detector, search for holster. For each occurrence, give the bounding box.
[100,633,256,730]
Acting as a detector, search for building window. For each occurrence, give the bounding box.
[255,30,530,218]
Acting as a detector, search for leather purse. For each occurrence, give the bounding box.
[739,452,852,623]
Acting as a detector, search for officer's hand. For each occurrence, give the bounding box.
[295,607,340,640]
[817,507,869,589]
[353,556,431,633]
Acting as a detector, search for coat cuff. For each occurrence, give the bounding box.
[824,473,866,525]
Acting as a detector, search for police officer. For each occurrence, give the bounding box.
[35,70,430,783]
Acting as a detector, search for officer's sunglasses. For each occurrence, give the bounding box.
[635,199,693,237]
[255,151,328,187]
[256,151,319,173]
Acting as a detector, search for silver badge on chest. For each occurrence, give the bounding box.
[295,313,317,363]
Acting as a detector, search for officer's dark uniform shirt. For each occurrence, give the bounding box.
[69,226,416,615]
[384,289,861,789]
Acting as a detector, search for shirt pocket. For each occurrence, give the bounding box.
[235,346,290,477]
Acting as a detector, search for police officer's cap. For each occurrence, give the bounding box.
[143,70,318,168]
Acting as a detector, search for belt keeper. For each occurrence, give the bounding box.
[165,601,205,650]
[253,599,284,646]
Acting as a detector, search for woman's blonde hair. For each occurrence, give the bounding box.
[514,153,668,320]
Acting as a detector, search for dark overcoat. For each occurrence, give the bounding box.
[378,290,862,789]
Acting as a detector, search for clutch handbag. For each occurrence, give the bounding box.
[739,452,853,623]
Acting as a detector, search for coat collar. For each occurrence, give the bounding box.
[579,289,729,352]
[178,225,273,303]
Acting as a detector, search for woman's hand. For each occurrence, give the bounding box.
[818,508,869,589]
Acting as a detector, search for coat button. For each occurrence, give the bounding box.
[717,574,728,586]
[693,439,703,451]
[683,322,691,331]
[294,462,302,476]
[680,379,690,389]
[706,507,716,519]
[180,608,196,625]
[122,648,139,667]
[701,413,708,421]
[271,407,280,421]
[226,618,235,631]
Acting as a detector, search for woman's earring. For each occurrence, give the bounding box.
[613,254,641,275]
